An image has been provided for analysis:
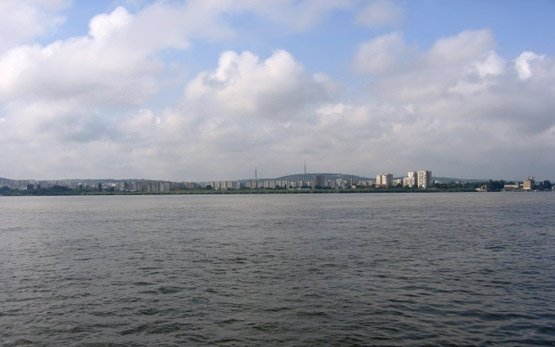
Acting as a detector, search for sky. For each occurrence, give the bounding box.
[0,0,554,181]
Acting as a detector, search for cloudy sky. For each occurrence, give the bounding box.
[1,0,554,181]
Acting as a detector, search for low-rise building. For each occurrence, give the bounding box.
[503,184,520,191]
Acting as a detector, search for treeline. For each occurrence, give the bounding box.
[432,180,553,192]
[0,185,120,196]
[0,185,76,196]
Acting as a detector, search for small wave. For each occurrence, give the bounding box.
[158,286,181,294]
[295,310,330,318]
[215,318,243,326]
[210,337,243,345]
[137,308,159,316]
[120,323,150,335]
[78,342,130,347]
[248,322,284,333]
[230,257,248,264]
[146,322,182,334]
[9,339,34,346]
[264,306,291,313]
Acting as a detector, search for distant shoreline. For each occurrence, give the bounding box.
[3,188,551,197]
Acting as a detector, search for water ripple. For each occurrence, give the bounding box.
[0,193,554,346]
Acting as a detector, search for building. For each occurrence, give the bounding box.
[376,173,393,188]
[523,177,535,191]
[417,170,432,189]
[403,171,417,188]
[314,175,325,189]
[503,183,520,191]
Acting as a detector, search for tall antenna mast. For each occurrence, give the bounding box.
[304,161,307,175]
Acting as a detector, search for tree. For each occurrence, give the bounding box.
[0,186,12,195]
[487,180,505,192]
[534,180,552,191]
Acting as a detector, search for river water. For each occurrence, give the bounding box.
[1,193,554,346]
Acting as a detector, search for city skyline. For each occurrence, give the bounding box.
[1,1,554,181]
[3,169,553,194]
[1,168,550,187]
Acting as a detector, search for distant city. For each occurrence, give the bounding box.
[1,169,553,195]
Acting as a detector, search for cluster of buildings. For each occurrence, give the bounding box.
[375,170,432,189]
[207,177,357,191]
[207,170,433,191]
[4,171,551,194]
[502,177,536,191]
[209,179,313,190]
[0,177,177,193]
[122,180,172,193]
[0,178,91,191]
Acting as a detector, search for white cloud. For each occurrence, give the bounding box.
[473,51,506,78]
[353,32,408,74]
[0,1,353,180]
[0,0,349,106]
[89,6,133,40]
[354,30,504,100]
[0,1,241,106]
[0,2,554,181]
[184,50,332,120]
[355,0,403,28]
[427,29,495,65]
[514,51,545,80]
[347,30,555,178]
[0,0,69,51]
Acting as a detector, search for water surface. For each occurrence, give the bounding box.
[1,193,554,346]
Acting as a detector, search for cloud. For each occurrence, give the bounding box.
[0,1,350,180]
[427,29,495,65]
[514,51,547,80]
[473,51,505,78]
[353,32,408,74]
[0,0,69,51]
[355,0,404,28]
[354,30,505,100]
[0,2,554,181]
[0,0,349,106]
[89,6,133,40]
[183,50,332,120]
[0,49,333,180]
[0,7,161,105]
[348,30,555,178]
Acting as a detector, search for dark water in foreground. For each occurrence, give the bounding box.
[1,193,554,346]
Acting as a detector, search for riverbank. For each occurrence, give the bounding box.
[0,187,491,196]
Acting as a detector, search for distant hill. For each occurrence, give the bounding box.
[275,173,370,182]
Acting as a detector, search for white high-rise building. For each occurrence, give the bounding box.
[417,170,432,189]
[376,173,393,187]
[404,171,417,188]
